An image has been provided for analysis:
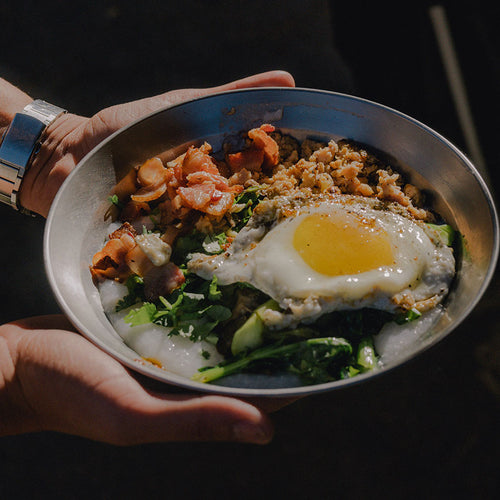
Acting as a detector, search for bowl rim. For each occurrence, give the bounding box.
[44,87,500,397]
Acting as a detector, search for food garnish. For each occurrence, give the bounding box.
[91,124,456,385]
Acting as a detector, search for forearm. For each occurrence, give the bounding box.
[0,78,89,216]
[0,78,33,133]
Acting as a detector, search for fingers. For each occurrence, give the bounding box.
[158,70,295,108]
[9,314,76,331]
[105,391,275,445]
[4,320,274,445]
[84,70,295,153]
[21,70,296,216]
[209,70,296,92]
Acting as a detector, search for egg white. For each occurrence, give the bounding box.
[188,195,455,326]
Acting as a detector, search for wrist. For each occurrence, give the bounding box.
[0,79,32,142]
[18,112,88,217]
[0,99,69,216]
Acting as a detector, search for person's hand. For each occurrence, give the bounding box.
[0,315,280,444]
[1,72,296,445]
[20,70,295,217]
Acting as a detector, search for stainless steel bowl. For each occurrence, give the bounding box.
[44,88,499,397]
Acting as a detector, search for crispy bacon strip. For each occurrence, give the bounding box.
[136,157,166,186]
[227,148,264,173]
[131,157,170,203]
[90,223,138,282]
[248,124,279,169]
[182,145,220,177]
[178,183,217,212]
[120,200,151,221]
[171,146,243,215]
[90,238,131,282]
[109,221,137,240]
[95,131,272,282]
[120,141,249,221]
[131,183,168,203]
[203,191,234,216]
[226,124,279,174]
[186,170,243,193]
[125,244,154,277]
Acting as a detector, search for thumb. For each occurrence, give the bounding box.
[90,70,295,143]
[4,319,274,445]
[104,388,276,445]
[146,69,295,114]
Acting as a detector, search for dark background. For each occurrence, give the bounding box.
[1,1,499,498]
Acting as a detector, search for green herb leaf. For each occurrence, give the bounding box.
[115,275,145,311]
[124,302,158,326]
[192,336,352,384]
[232,185,263,232]
[394,308,422,325]
[207,275,222,301]
[202,232,227,254]
[108,194,124,209]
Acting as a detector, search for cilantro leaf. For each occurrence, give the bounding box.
[124,302,158,326]
[108,194,124,209]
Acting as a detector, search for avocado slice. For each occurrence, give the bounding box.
[231,299,280,355]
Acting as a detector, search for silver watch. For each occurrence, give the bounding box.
[0,99,67,215]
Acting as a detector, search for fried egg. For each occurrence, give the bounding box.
[188,195,455,326]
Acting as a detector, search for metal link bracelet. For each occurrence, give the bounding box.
[0,99,67,215]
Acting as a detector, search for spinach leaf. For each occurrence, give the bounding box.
[232,185,263,232]
[115,275,145,311]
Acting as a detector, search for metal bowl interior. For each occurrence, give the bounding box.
[44,88,499,397]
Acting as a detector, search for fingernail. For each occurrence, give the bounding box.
[233,422,272,444]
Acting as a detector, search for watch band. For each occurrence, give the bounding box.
[0,99,67,215]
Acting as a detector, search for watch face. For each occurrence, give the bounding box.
[0,101,65,211]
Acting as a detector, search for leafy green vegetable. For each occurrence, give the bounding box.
[192,337,353,384]
[202,232,228,254]
[426,223,455,247]
[208,275,222,301]
[123,273,235,342]
[394,307,422,325]
[170,186,262,265]
[231,185,263,231]
[312,308,394,340]
[356,337,378,372]
[171,231,209,263]
[171,230,228,265]
[340,365,361,379]
[108,194,124,209]
[124,302,157,326]
[115,275,145,311]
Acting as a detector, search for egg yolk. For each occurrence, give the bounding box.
[293,212,394,275]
